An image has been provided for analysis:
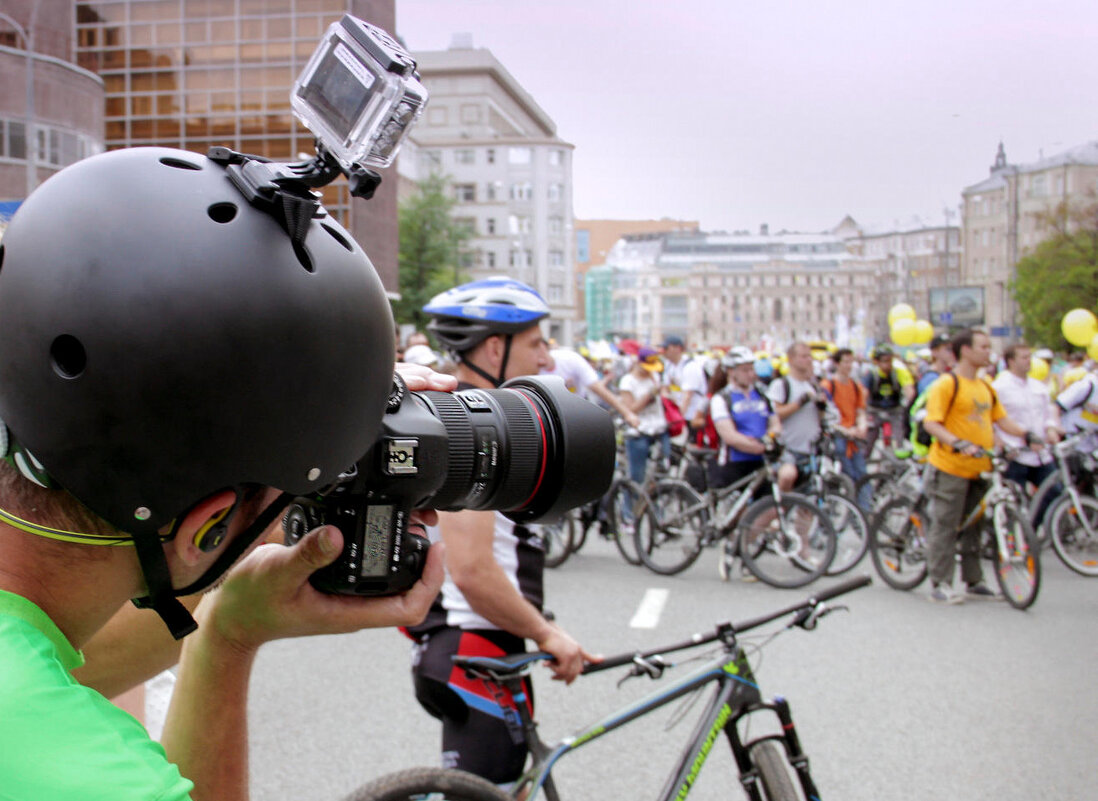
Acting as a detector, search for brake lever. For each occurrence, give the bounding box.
[791,602,849,631]
[616,655,668,688]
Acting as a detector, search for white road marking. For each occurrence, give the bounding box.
[629,588,669,629]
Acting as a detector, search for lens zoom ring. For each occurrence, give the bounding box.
[493,390,544,510]
[421,391,476,508]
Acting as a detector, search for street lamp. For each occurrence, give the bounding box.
[0,11,36,199]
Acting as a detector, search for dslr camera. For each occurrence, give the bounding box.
[284,375,616,596]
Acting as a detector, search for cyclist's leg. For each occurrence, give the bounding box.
[412,628,530,786]
[924,465,969,589]
[1027,462,1058,530]
[956,478,990,587]
[624,434,651,485]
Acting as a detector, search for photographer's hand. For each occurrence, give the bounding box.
[396,362,458,392]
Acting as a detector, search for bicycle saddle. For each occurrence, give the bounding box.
[453,651,552,678]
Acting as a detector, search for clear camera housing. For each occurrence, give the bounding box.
[292,15,427,170]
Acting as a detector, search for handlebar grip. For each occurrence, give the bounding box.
[807,574,872,604]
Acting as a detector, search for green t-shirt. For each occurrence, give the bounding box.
[0,590,194,800]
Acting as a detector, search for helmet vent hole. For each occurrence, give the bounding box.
[322,223,353,252]
[159,156,202,171]
[293,241,315,273]
[50,335,87,379]
[207,202,237,224]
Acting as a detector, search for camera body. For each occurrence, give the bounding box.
[284,375,615,595]
[292,15,427,171]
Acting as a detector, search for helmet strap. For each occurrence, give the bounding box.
[459,334,514,388]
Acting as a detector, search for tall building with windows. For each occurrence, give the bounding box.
[73,0,401,289]
[0,0,103,219]
[408,41,577,345]
[961,140,1098,340]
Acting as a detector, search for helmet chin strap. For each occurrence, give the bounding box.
[459,334,514,388]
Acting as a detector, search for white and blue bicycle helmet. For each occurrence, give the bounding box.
[424,277,550,386]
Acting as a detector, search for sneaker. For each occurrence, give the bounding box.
[965,582,1002,601]
[928,583,965,605]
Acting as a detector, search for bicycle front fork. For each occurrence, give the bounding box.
[728,696,821,801]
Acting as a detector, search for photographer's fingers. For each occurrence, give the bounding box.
[395,362,459,392]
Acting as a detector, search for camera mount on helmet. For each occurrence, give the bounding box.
[210,14,427,248]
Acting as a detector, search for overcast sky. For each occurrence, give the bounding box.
[395,0,1098,234]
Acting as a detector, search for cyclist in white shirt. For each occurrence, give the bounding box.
[544,347,639,429]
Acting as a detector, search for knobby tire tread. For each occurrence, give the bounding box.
[343,767,512,801]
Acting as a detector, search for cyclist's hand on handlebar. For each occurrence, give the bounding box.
[949,439,983,458]
[536,625,601,684]
[198,517,445,652]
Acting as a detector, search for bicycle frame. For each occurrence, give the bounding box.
[509,646,817,801]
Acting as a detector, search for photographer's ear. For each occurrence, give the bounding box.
[172,490,239,566]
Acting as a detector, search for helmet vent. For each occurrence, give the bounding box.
[207,203,238,224]
[50,335,87,379]
[322,223,353,252]
[293,241,315,273]
[159,156,202,171]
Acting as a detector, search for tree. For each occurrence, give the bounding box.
[393,172,471,331]
[1011,196,1098,350]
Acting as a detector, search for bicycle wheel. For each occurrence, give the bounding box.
[633,480,708,575]
[822,471,856,500]
[854,471,896,514]
[536,511,575,569]
[1049,495,1098,577]
[869,497,929,591]
[343,767,512,801]
[990,503,1040,609]
[749,740,800,801]
[738,494,835,588]
[605,479,643,565]
[818,493,869,576]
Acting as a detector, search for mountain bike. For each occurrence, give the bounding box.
[1039,435,1098,576]
[869,448,1040,609]
[631,441,837,587]
[346,575,872,801]
[796,430,869,576]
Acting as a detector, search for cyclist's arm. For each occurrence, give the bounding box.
[438,510,595,682]
[588,377,640,429]
[714,416,765,455]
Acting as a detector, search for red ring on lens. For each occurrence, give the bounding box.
[512,389,548,510]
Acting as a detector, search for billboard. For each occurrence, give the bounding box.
[929,286,984,328]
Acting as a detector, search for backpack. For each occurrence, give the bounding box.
[866,368,902,407]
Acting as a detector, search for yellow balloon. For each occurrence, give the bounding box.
[1028,356,1049,382]
[913,319,934,344]
[1090,332,1098,362]
[1062,308,1098,347]
[891,318,917,346]
[888,303,916,326]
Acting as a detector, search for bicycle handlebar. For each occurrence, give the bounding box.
[581,574,872,675]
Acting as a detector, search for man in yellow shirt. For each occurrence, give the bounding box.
[922,329,1034,604]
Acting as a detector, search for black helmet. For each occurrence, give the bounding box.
[872,344,894,359]
[0,148,395,623]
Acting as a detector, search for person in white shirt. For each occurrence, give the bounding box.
[992,344,1063,525]
[619,347,671,483]
[1055,366,1098,448]
[543,347,639,429]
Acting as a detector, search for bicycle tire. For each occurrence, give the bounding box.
[1026,469,1061,547]
[822,471,856,500]
[738,494,835,588]
[605,479,643,565]
[869,497,928,591]
[990,503,1040,609]
[749,740,801,801]
[853,471,896,514]
[538,511,575,569]
[343,767,512,801]
[633,480,707,575]
[1049,495,1098,577]
[818,492,869,576]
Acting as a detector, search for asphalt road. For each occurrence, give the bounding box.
[248,535,1098,800]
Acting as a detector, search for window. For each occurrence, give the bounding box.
[486,148,495,164]
[420,150,441,170]
[454,184,476,202]
[548,149,563,166]
[454,149,474,165]
[547,183,563,202]
[486,181,501,201]
[486,218,496,235]
[508,147,532,165]
[548,283,564,303]
[486,251,496,268]
[548,216,563,235]
[548,250,564,266]
[509,182,533,201]
[454,217,476,235]
[508,215,531,235]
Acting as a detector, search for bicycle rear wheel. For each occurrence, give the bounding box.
[537,511,575,569]
[818,492,869,575]
[343,767,511,801]
[605,479,643,565]
[1048,495,1098,577]
[749,740,801,801]
[869,497,929,590]
[633,480,708,575]
[738,494,835,588]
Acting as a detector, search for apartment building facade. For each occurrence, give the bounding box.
[962,140,1098,339]
[602,228,879,351]
[408,43,577,345]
